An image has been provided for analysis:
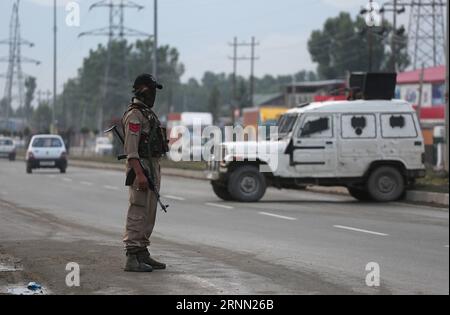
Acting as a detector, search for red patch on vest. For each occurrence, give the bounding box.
[129,123,141,133]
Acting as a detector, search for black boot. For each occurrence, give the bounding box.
[124,249,153,273]
[137,249,166,270]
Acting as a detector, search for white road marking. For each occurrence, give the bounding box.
[164,195,186,201]
[80,181,93,186]
[333,225,389,237]
[62,178,73,182]
[259,212,298,221]
[445,245,449,249]
[205,202,234,209]
[103,185,120,191]
[47,175,56,179]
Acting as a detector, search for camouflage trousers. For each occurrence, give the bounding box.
[123,158,161,250]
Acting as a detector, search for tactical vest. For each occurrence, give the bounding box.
[124,103,169,159]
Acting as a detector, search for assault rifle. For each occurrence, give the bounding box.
[104,125,169,213]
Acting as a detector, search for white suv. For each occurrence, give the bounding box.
[26,135,68,174]
[207,100,426,203]
[0,137,16,161]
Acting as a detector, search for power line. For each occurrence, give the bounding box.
[0,0,40,129]
[406,0,447,69]
[79,0,151,132]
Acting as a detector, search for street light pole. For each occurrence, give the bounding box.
[53,0,57,133]
[153,0,158,79]
[392,0,397,72]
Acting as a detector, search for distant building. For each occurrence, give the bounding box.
[284,79,346,107]
[253,93,285,107]
[0,117,26,133]
[396,65,446,167]
[396,65,445,126]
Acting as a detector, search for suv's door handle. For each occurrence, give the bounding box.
[326,141,333,145]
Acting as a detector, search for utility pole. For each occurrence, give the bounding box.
[417,63,425,127]
[368,28,373,72]
[153,0,158,78]
[79,0,150,132]
[0,0,39,131]
[228,37,259,110]
[445,0,449,172]
[392,0,398,72]
[249,36,260,107]
[52,0,57,133]
[381,1,407,71]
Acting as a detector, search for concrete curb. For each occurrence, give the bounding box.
[69,160,208,180]
[69,160,449,208]
[405,190,449,207]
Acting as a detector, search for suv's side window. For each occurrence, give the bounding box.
[298,115,333,138]
[341,114,377,139]
[381,113,418,138]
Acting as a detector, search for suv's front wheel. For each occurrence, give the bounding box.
[212,181,234,201]
[228,165,266,202]
[367,166,405,202]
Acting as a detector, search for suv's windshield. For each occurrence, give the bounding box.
[32,138,63,148]
[277,114,299,135]
[0,139,13,146]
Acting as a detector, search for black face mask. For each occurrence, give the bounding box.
[135,87,156,108]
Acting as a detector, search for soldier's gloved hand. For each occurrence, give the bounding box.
[136,173,149,191]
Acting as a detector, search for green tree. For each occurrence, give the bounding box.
[308,12,410,79]
[31,103,52,133]
[58,38,184,131]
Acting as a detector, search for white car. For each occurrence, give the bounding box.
[26,135,68,174]
[0,137,16,161]
[95,137,113,156]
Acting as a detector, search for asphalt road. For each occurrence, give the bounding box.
[0,159,448,295]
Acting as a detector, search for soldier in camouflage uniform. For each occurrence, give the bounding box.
[122,74,168,273]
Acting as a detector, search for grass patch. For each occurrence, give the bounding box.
[414,170,449,193]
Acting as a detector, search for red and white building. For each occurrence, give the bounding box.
[396,65,446,126]
[396,65,447,167]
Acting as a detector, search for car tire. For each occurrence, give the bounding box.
[347,187,372,201]
[211,181,234,201]
[60,168,66,174]
[9,154,16,161]
[228,165,266,202]
[26,166,32,174]
[367,166,405,202]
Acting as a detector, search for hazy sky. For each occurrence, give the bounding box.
[0,0,400,99]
